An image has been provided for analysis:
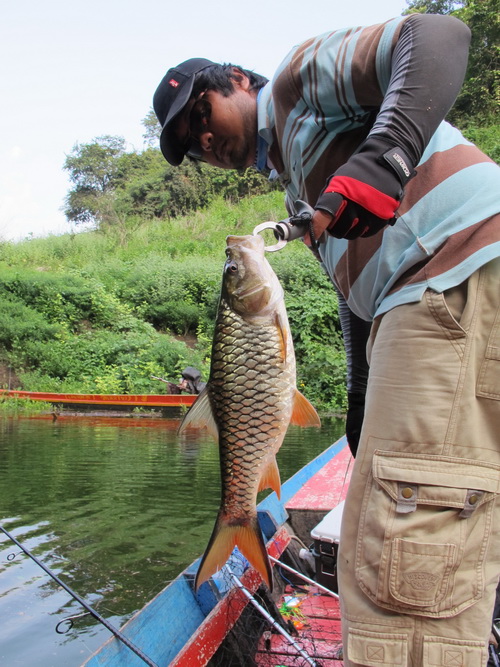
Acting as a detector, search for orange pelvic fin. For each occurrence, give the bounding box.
[258,456,281,499]
[177,388,219,441]
[195,514,272,591]
[290,389,321,428]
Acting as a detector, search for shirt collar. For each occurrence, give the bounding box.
[254,84,274,171]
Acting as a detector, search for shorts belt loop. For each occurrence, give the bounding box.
[460,489,483,518]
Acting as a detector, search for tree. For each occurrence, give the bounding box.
[451,0,500,121]
[64,135,126,193]
[142,108,161,148]
[63,136,126,226]
[403,0,461,13]
[404,0,499,123]
[118,150,214,220]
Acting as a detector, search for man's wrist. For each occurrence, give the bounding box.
[315,191,344,218]
[303,209,334,247]
[378,143,416,188]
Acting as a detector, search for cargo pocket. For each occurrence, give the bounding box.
[423,635,488,666]
[355,450,500,617]
[347,628,409,667]
[477,304,500,400]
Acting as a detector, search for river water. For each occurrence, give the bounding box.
[0,413,344,667]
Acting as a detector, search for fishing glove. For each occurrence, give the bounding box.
[315,136,416,240]
[345,391,365,458]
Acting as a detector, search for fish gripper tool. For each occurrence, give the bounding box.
[253,200,314,252]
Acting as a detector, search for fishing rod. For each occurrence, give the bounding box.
[0,525,159,667]
[269,555,339,599]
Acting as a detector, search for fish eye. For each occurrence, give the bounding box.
[225,260,238,274]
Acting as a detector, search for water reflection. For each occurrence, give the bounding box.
[0,414,344,666]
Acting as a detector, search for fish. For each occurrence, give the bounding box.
[178,234,320,591]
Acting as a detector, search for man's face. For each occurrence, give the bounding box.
[174,72,258,170]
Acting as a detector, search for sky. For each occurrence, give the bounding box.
[0,0,407,242]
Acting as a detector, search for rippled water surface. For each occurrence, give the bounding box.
[0,413,344,666]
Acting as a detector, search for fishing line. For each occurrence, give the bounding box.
[0,524,159,667]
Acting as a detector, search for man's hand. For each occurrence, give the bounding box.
[314,137,415,240]
[305,199,388,246]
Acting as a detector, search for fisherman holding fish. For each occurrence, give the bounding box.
[153,12,500,667]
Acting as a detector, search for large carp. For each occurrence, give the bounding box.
[178,235,320,591]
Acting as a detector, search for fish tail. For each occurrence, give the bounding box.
[195,514,272,591]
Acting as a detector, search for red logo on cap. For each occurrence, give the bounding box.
[169,78,180,88]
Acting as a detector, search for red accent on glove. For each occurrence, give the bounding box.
[324,175,399,220]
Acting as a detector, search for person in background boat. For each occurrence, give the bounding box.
[156,367,206,394]
[178,367,206,394]
[153,13,500,667]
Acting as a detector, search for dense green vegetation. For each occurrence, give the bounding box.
[0,192,346,413]
[0,0,496,415]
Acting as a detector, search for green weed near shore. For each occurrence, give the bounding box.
[0,396,52,416]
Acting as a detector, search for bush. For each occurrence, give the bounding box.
[459,117,500,163]
[0,296,62,350]
[15,328,207,394]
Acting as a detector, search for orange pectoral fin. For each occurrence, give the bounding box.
[290,390,321,428]
[258,456,281,500]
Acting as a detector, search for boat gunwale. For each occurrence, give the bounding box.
[0,389,196,407]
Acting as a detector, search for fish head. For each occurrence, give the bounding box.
[222,235,283,317]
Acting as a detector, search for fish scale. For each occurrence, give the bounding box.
[211,305,292,436]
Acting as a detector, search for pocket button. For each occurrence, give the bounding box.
[396,483,418,513]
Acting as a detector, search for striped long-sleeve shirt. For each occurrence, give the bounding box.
[257,14,500,323]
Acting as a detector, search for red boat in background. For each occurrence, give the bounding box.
[0,389,196,409]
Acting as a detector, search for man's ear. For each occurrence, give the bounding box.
[230,67,251,91]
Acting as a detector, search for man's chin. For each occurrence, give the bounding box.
[233,155,254,171]
[229,145,255,170]
[210,148,253,170]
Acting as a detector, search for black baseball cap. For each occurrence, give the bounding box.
[153,58,215,166]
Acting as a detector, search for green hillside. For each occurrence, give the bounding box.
[0,192,347,414]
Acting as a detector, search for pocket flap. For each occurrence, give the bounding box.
[373,450,500,508]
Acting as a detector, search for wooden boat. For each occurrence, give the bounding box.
[83,436,353,667]
[0,389,196,409]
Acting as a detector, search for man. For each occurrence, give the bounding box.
[153,12,500,666]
